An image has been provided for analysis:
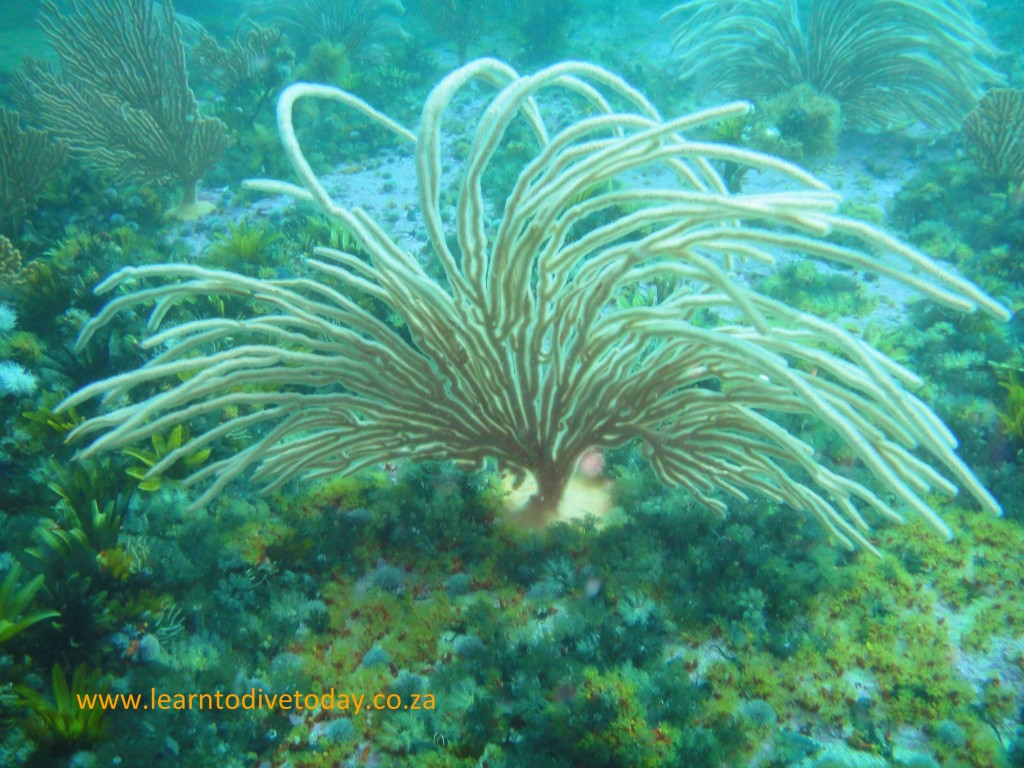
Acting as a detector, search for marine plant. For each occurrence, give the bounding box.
[0,563,58,646]
[11,231,140,342]
[25,474,125,653]
[14,0,231,219]
[664,0,1003,130]
[30,498,124,577]
[14,664,110,748]
[364,60,420,112]
[5,456,133,636]
[294,40,357,89]
[4,330,43,372]
[20,400,87,456]
[747,84,842,163]
[996,367,1024,444]
[755,260,876,320]
[13,260,84,338]
[190,451,1020,766]
[889,151,1024,293]
[206,220,283,270]
[295,213,362,256]
[59,60,1008,552]
[123,424,211,491]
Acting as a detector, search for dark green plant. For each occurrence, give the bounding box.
[123,423,212,491]
[15,663,110,748]
[28,502,120,576]
[363,61,417,107]
[755,260,876,319]
[10,231,125,340]
[355,36,433,119]
[38,575,112,663]
[294,40,356,88]
[295,214,361,255]
[750,84,842,161]
[996,368,1024,443]
[13,259,84,337]
[0,563,58,646]
[46,459,134,542]
[890,156,1024,291]
[19,460,131,655]
[20,398,87,452]
[206,219,283,272]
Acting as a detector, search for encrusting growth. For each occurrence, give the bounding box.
[60,60,1008,551]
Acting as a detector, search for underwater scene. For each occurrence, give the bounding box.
[1,0,1024,766]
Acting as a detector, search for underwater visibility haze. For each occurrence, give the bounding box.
[1,0,1023,766]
